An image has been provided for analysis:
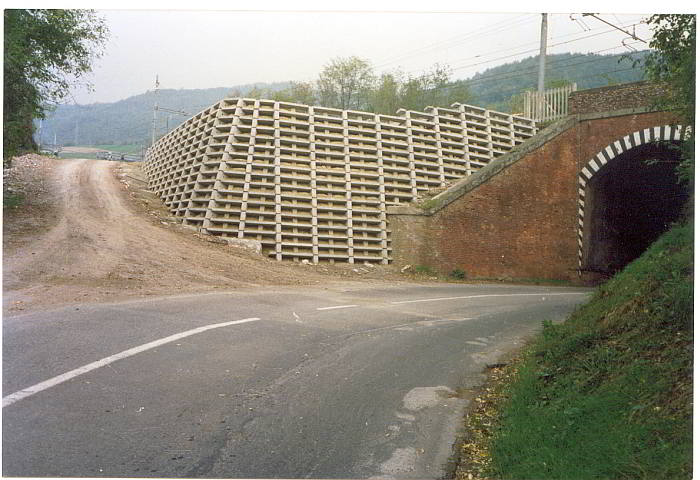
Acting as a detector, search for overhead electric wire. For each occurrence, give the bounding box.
[461,42,647,87]
[377,15,542,71]
[379,12,645,73]
[373,13,539,70]
[389,16,647,78]
[374,13,536,67]
[458,48,645,92]
[409,41,648,101]
[447,22,646,73]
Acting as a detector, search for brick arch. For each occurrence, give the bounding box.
[576,124,690,269]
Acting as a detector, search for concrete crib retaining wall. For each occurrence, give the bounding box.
[143,98,536,263]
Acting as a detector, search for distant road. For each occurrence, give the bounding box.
[3,283,590,478]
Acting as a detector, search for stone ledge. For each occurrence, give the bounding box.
[578,106,658,122]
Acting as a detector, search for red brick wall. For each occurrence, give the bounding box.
[425,127,580,280]
[390,110,676,282]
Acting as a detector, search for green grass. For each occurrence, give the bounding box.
[3,192,23,209]
[419,197,440,210]
[488,221,693,479]
[414,264,436,276]
[450,268,466,279]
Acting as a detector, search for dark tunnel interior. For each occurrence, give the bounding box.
[583,142,689,275]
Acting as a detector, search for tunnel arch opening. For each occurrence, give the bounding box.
[580,137,688,277]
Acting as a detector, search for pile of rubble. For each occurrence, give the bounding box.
[3,153,54,206]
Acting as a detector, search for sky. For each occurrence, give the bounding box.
[36,2,674,105]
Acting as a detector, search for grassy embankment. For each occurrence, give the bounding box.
[463,219,693,479]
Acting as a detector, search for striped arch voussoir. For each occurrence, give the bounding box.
[576,124,689,269]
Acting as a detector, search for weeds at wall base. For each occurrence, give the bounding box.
[3,192,24,209]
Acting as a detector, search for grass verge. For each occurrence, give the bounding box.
[457,220,693,479]
[3,192,24,209]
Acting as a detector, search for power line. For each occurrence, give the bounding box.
[373,14,528,66]
[394,17,647,78]
[462,44,647,87]
[373,13,539,69]
[447,22,646,74]
[582,13,647,43]
[410,44,647,101]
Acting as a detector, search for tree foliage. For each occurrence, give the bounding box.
[243,58,471,115]
[393,64,469,112]
[644,14,696,184]
[317,56,376,110]
[3,9,108,160]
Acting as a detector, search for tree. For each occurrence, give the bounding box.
[370,72,403,114]
[3,9,108,161]
[643,14,695,184]
[445,80,471,107]
[271,81,317,105]
[397,64,470,113]
[317,56,376,110]
[419,63,452,107]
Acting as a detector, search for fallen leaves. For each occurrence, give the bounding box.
[455,360,518,480]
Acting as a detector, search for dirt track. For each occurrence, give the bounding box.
[3,157,408,314]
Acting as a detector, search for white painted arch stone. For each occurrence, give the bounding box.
[576,124,690,269]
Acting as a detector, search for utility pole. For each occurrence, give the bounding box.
[537,13,548,93]
[37,119,43,149]
[150,76,189,146]
[152,74,159,146]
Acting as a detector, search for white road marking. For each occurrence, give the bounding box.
[390,292,589,305]
[316,304,358,311]
[2,317,261,408]
[293,312,302,323]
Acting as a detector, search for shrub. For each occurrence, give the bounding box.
[450,268,466,279]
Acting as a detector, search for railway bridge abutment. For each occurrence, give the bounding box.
[388,82,689,284]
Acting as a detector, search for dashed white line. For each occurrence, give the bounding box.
[390,292,589,305]
[316,304,359,311]
[2,317,261,408]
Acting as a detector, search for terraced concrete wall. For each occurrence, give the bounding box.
[143,97,537,263]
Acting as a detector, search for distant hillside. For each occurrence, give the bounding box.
[465,50,648,112]
[38,51,647,148]
[37,82,290,147]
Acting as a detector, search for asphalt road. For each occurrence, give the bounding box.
[3,282,591,478]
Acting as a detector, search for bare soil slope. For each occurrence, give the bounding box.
[3,157,405,314]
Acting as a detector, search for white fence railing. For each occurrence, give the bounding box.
[524,83,577,123]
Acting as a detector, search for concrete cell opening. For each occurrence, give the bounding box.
[582,142,688,275]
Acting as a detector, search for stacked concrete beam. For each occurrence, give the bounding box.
[143,98,537,264]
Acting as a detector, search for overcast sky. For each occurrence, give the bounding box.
[53,3,666,104]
